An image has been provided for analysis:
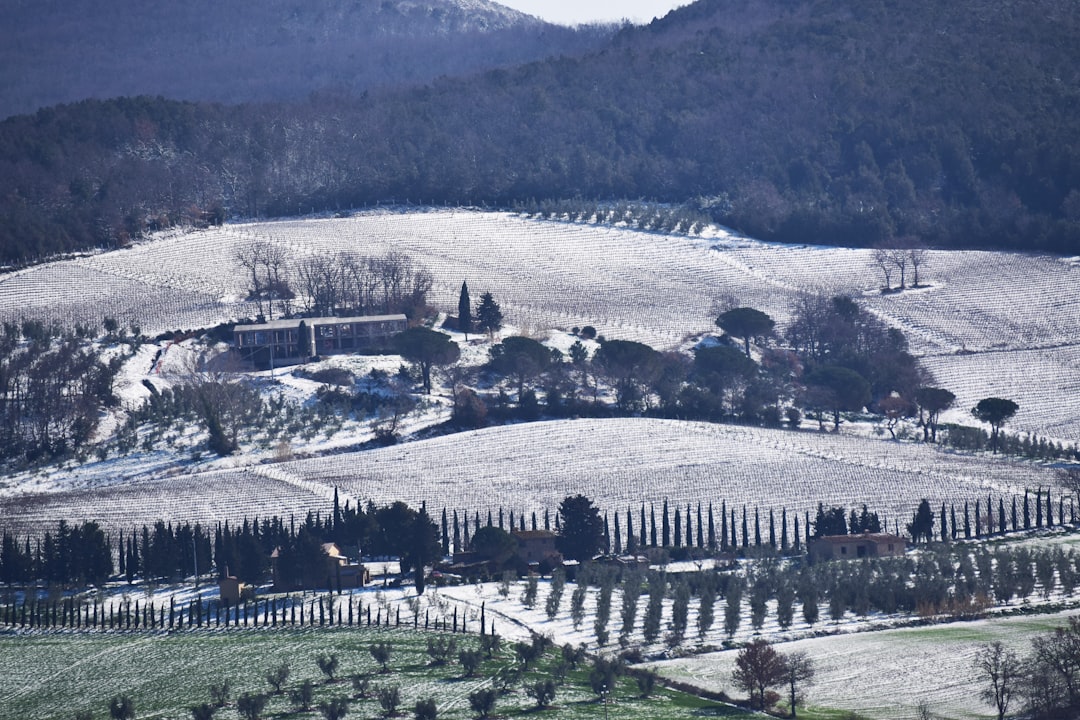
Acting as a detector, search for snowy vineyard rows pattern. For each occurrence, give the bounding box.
[0,209,1077,438]
[0,418,1063,538]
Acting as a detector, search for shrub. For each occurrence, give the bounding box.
[318,696,349,720]
[414,698,438,720]
[265,662,290,694]
[377,685,401,717]
[459,648,483,677]
[316,653,340,682]
[468,688,497,718]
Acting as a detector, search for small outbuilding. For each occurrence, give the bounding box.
[218,571,254,605]
[808,532,907,562]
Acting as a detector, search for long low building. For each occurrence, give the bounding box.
[233,314,407,368]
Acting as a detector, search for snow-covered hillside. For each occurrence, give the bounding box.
[1,210,1077,443]
[0,418,1060,537]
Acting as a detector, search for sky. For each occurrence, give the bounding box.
[495,0,689,26]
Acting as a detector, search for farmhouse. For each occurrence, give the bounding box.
[512,529,562,567]
[808,532,907,562]
[218,571,254,605]
[233,314,407,368]
[270,542,370,592]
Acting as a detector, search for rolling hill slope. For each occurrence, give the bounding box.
[0,417,1060,537]
[1,210,1075,441]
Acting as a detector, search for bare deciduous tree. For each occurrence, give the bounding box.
[974,641,1020,720]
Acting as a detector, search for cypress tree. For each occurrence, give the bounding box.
[673,506,681,547]
[1011,497,1018,532]
[742,507,749,549]
[626,508,635,552]
[453,511,461,555]
[662,500,671,548]
[650,504,657,547]
[998,497,1006,534]
[975,499,982,537]
[781,509,788,551]
[754,508,761,547]
[708,503,717,551]
[940,503,948,542]
[964,502,971,539]
[1048,489,1054,527]
[458,281,472,339]
[720,501,728,552]
[640,504,647,548]
[613,511,622,553]
[794,515,800,549]
[687,503,694,548]
[1036,489,1043,527]
[1024,491,1031,530]
[951,504,958,540]
[769,509,776,549]
[441,508,449,555]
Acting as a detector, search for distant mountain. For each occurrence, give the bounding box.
[2,0,1079,264]
[0,0,608,119]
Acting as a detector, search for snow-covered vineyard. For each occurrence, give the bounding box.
[0,418,1062,538]
[0,209,1077,440]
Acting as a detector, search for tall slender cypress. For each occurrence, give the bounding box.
[458,281,472,339]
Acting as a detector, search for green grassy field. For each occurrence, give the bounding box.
[0,627,750,719]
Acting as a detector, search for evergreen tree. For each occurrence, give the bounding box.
[457,280,472,339]
[474,292,503,339]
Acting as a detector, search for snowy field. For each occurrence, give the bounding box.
[0,209,1077,440]
[0,417,1061,537]
[648,609,1080,720]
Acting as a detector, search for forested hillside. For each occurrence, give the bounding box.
[2,0,1078,265]
[0,0,607,119]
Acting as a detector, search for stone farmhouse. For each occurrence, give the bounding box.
[808,532,907,562]
[233,314,407,369]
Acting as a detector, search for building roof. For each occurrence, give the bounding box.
[235,314,407,332]
[813,533,906,544]
[512,530,558,540]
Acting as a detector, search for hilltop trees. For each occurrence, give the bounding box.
[716,308,775,358]
[804,366,871,432]
[394,328,460,394]
[488,336,552,402]
[915,387,955,443]
[592,339,662,412]
[972,398,1020,454]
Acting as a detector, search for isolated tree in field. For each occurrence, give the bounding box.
[109,695,135,720]
[265,662,290,694]
[907,245,929,286]
[316,653,339,682]
[716,307,775,357]
[370,641,393,673]
[236,693,267,720]
[468,688,497,718]
[915,386,955,442]
[290,680,314,712]
[414,698,439,720]
[732,639,786,710]
[190,703,216,720]
[458,280,472,340]
[527,679,557,709]
[557,494,605,561]
[394,327,460,394]
[474,292,504,339]
[804,365,871,432]
[459,648,484,677]
[318,696,349,720]
[972,398,1019,454]
[377,685,401,717]
[974,641,1019,720]
[783,651,815,719]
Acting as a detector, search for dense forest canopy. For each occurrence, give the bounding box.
[1,0,1078,265]
[0,0,610,119]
